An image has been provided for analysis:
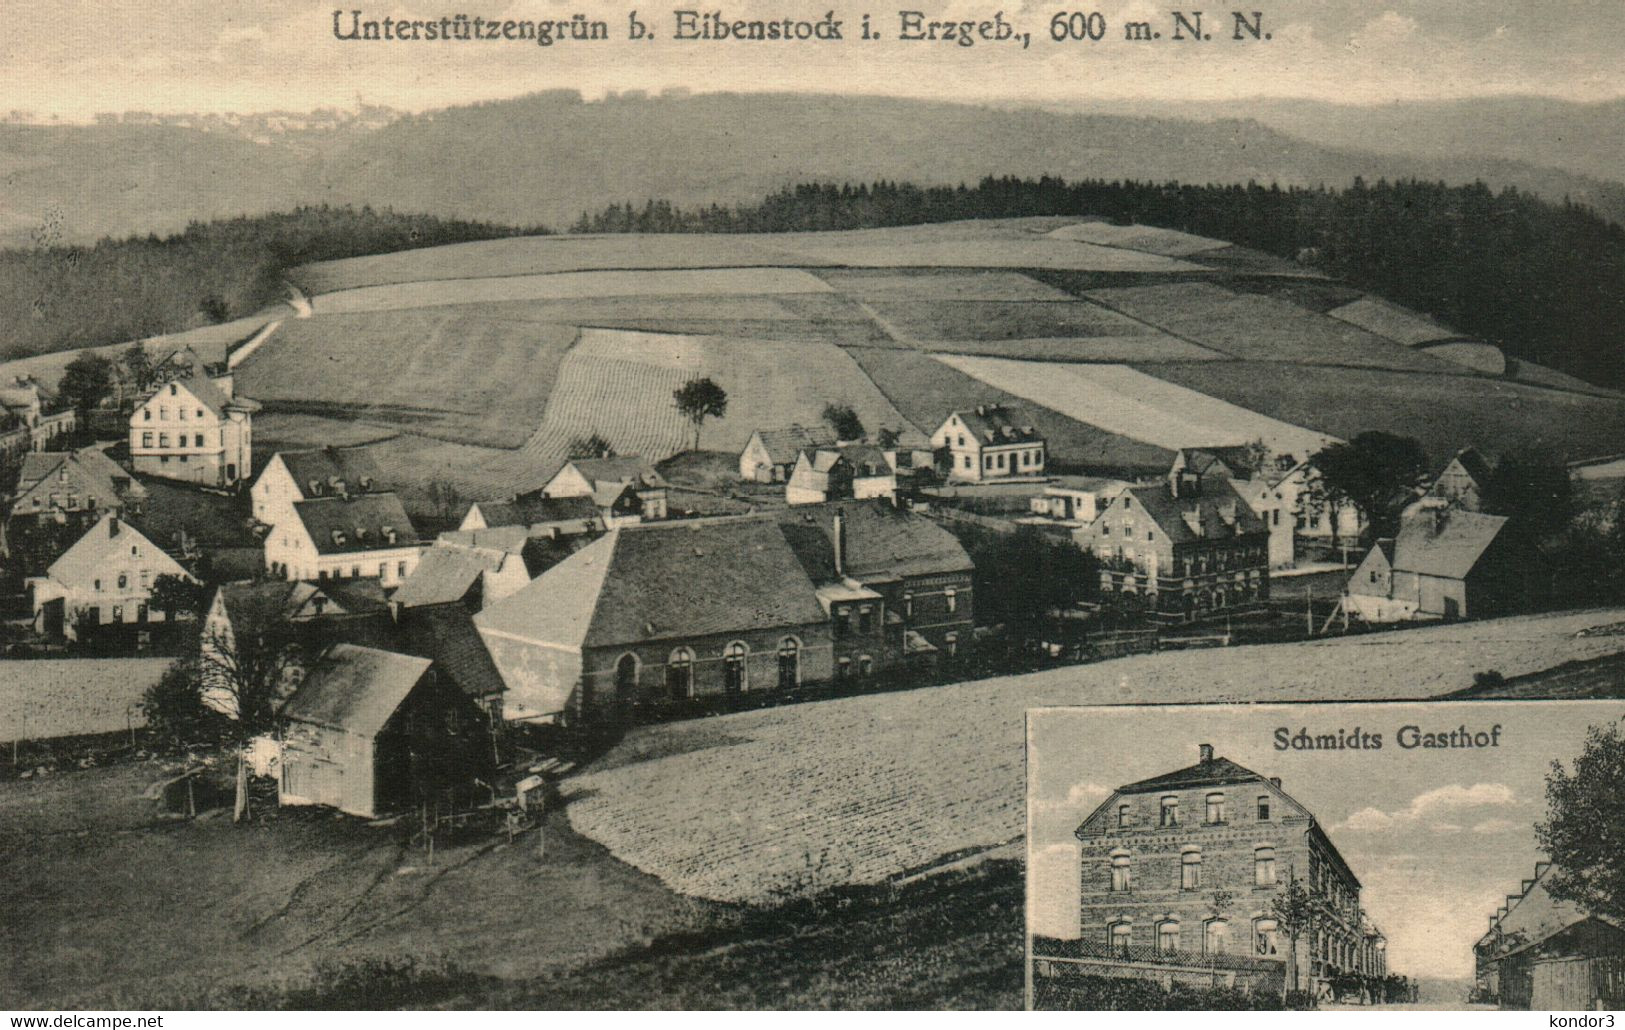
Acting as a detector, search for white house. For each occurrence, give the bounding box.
[28,514,194,639]
[931,405,1046,483]
[389,535,533,612]
[1027,476,1129,525]
[130,371,259,488]
[250,447,386,530]
[459,494,603,539]
[264,491,424,587]
[739,424,839,483]
[540,457,668,524]
[785,444,896,505]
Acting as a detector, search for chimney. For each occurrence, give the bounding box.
[832,511,846,577]
[1270,776,1281,787]
[1199,743,1214,763]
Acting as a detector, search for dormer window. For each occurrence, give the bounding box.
[307,479,322,496]
[169,383,177,395]
[331,529,347,546]
[382,526,397,544]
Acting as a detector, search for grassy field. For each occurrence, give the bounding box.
[235,306,578,448]
[865,299,1160,342]
[814,268,1073,302]
[253,412,402,452]
[0,658,172,742]
[1088,282,1458,372]
[1044,221,1230,257]
[923,336,1225,363]
[1328,296,1462,347]
[846,346,1175,473]
[933,356,1337,456]
[1142,360,1625,465]
[566,607,1625,904]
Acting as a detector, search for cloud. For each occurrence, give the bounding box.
[1348,11,1420,51]
[1035,782,1111,812]
[1471,818,1520,835]
[1331,783,1516,834]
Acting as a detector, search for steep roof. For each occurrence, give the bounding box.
[145,371,243,418]
[951,405,1043,445]
[773,500,973,584]
[280,643,433,737]
[472,495,600,529]
[1449,446,1494,487]
[270,447,386,496]
[1393,509,1509,580]
[46,513,190,586]
[11,447,142,516]
[1120,478,1270,546]
[216,578,389,631]
[397,606,506,701]
[437,526,532,554]
[569,457,667,488]
[477,516,826,650]
[1177,446,1258,480]
[390,544,507,609]
[291,492,419,555]
[1116,754,1268,794]
[129,475,256,549]
[752,424,838,465]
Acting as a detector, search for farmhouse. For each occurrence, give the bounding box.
[4,446,146,568]
[277,644,491,819]
[459,494,603,539]
[539,456,669,524]
[931,405,1046,483]
[739,424,839,483]
[1030,476,1130,525]
[28,514,195,640]
[774,500,975,665]
[1344,505,1522,622]
[389,535,531,612]
[1062,744,1388,995]
[785,443,896,505]
[1422,446,1493,511]
[475,516,831,726]
[1268,460,1365,561]
[251,447,386,530]
[129,368,259,488]
[264,491,423,587]
[1078,467,1271,624]
[1473,861,1625,1010]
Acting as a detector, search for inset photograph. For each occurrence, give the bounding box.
[1027,701,1625,1011]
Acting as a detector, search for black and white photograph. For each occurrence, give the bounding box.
[2,0,1624,1014]
[1027,702,1625,1010]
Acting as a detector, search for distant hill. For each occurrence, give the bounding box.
[4,91,1625,249]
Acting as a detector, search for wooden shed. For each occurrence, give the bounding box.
[278,643,489,818]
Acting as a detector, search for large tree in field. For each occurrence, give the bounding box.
[673,376,728,451]
[57,350,114,414]
[1312,431,1429,539]
[1535,720,1625,924]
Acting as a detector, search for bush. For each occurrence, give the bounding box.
[140,659,217,746]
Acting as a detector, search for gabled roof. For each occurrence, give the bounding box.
[569,457,668,489]
[143,371,245,419]
[1487,861,1621,958]
[397,606,506,701]
[11,447,142,516]
[280,643,433,737]
[390,543,508,609]
[268,447,386,498]
[46,513,190,585]
[1393,509,1509,580]
[1116,755,1268,794]
[773,500,973,584]
[471,495,601,529]
[129,475,256,548]
[751,424,839,465]
[1176,446,1258,480]
[1447,446,1494,487]
[948,405,1043,446]
[291,492,419,555]
[1119,478,1270,545]
[477,516,826,650]
[438,526,532,554]
[215,579,389,633]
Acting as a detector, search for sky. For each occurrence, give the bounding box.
[3,0,1624,121]
[1027,700,1625,982]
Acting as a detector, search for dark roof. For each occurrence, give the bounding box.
[1117,755,1268,794]
[272,447,386,496]
[129,475,258,548]
[1393,508,1509,580]
[952,405,1043,445]
[569,457,668,489]
[216,579,388,631]
[280,643,432,737]
[390,545,501,609]
[397,605,506,700]
[1119,478,1270,546]
[11,447,141,516]
[773,500,973,584]
[473,495,600,528]
[753,424,838,465]
[1178,446,1258,480]
[1450,446,1494,487]
[477,516,827,649]
[319,578,389,614]
[292,492,419,554]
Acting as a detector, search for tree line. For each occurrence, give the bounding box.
[572,176,1625,390]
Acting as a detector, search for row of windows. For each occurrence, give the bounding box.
[91,568,150,592]
[1118,792,1271,828]
[616,639,805,700]
[142,401,208,422]
[1104,917,1279,959]
[1107,846,1277,892]
[140,432,212,448]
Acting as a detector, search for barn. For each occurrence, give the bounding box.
[1475,861,1625,1010]
[277,643,491,818]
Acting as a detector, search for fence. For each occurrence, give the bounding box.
[1033,936,1284,993]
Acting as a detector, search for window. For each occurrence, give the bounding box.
[116,573,128,589]
[93,579,102,591]
[1160,796,1179,827]
[961,455,970,470]
[723,641,748,694]
[141,432,153,447]
[1254,918,1279,957]
[1181,849,1202,890]
[667,648,695,699]
[111,605,123,621]
[143,409,152,421]
[139,570,150,588]
[837,656,851,679]
[944,587,957,613]
[1110,853,1131,892]
[1254,846,1277,886]
[835,608,851,638]
[777,638,800,689]
[194,433,204,447]
[158,433,169,447]
[1116,804,1129,828]
[136,604,147,623]
[1204,919,1229,956]
[857,605,873,634]
[1206,792,1226,824]
[1257,796,1271,821]
[397,561,407,578]
[159,407,169,421]
[858,655,873,677]
[1109,922,1132,957]
[178,456,188,463]
[1157,920,1180,955]
[179,407,186,421]
[168,384,177,396]
[350,566,360,578]
[944,632,958,656]
[902,592,913,618]
[614,653,639,697]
